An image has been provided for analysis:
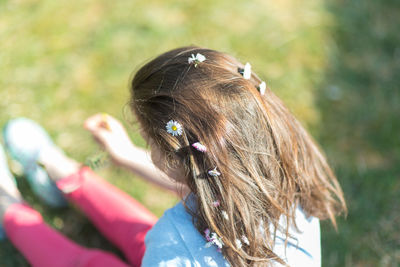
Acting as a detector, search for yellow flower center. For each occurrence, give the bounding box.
[172,125,177,131]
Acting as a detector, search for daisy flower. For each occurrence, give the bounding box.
[212,200,221,207]
[243,62,252,79]
[204,228,212,242]
[204,229,224,252]
[235,239,243,249]
[242,235,250,246]
[188,53,206,67]
[221,210,229,220]
[211,233,224,250]
[101,113,111,130]
[192,142,207,152]
[166,120,183,136]
[258,81,266,95]
[208,167,221,177]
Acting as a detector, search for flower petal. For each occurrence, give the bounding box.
[192,142,207,152]
[243,62,252,79]
[259,81,266,95]
[235,239,242,249]
[242,235,250,245]
[196,53,206,62]
[212,200,220,207]
[166,120,183,136]
[221,210,229,220]
[188,54,196,64]
[208,167,221,177]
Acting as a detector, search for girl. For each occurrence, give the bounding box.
[0,46,346,266]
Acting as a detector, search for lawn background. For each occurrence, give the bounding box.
[0,0,399,266]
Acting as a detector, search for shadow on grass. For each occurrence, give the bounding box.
[317,0,400,266]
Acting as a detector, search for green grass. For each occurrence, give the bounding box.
[0,0,398,266]
[317,0,400,266]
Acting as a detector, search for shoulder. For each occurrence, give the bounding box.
[141,203,196,267]
[273,206,321,267]
[142,201,230,267]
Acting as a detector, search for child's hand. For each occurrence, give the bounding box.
[84,113,136,165]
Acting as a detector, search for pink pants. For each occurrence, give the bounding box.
[3,167,158,267]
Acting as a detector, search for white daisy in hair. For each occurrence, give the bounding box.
[188,53,206,67]
[210,232,224,250]
[204,228,224,252]
[242,235,250,245]
[243,62,252,79]
[258,81,266,95]
[208,167,221,177]
[221,210,229,220]
[212,200,221,207]
[166,120,183,136]
[235,239,243,249]
[192,142,207,152]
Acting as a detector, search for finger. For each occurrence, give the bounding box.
[89,126,111,145]
[84,114,105,131]
[101,113,111,131]
[104,115,124,132]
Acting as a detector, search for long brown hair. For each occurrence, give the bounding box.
[129,46,346,266]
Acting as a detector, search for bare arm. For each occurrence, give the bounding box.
[84,113,189,197]
[115,143,188,196]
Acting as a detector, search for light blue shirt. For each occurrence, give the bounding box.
[142,196,321,267]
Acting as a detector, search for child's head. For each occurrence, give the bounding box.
[129,46,346,266]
